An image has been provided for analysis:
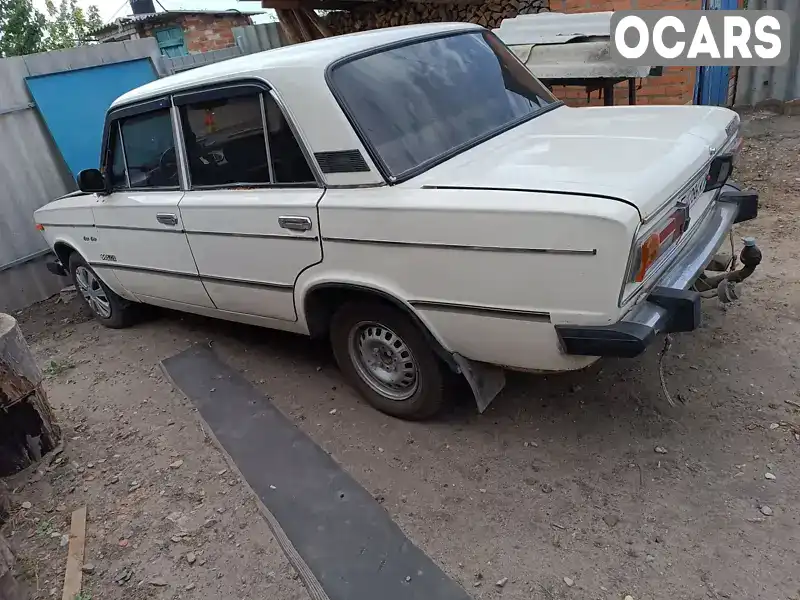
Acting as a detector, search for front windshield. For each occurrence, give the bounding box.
[329,30,560,180]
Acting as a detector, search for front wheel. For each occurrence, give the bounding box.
[69,253,137,329]
[330,302,449,420]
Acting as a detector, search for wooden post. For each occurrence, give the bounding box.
[0,314,61,477]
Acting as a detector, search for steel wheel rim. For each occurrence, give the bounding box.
[74,266,112,319]
[348,321,419,402]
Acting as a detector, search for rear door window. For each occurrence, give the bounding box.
[178,89,316,188]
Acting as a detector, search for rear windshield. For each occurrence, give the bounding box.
[329,30,559,180]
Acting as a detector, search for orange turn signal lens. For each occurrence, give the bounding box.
[35,223,45,231]
[634,233,660,283]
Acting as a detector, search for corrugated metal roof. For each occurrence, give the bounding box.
[735,0,800,110]
[93,9,264,35]
[495,11,653,80]
[233,22,285,55]
[509,41,652,80]
[494,11,613,46]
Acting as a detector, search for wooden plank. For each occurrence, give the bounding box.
[276,9,303,45]
[262,0,302,8]
[305,8,334,38]
[293,9,315,42]
[264,0,375,9]
[61,506,87,600]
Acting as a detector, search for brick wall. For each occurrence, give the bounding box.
[180,14,251,53]
[549,0,702,107]
[138,13,251,54]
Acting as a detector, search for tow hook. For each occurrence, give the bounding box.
[705,237,763,303]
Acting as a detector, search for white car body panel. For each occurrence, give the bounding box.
[309,187,637,371]
[179,188,324,321]
[416,104,734,219]
[90,190,217,308]
[33,22,745,377]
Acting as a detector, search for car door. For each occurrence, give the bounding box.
[91,100,214,308]
[176,84,323,321]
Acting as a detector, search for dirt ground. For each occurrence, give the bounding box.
[2,113,799,600]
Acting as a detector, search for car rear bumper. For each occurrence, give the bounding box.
[555,187,759,358]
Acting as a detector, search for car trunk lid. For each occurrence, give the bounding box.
[414,104,736,222]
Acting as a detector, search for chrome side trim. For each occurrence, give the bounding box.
[118,121,131,190]
[90,263,197,280]
[42,222,319,240]
[186,230,319,241]
[96,224,186,234]
[410,300,550,322]
[89,262,294,291]
[259,94,277,184]
[322,236,596,255]
[200,274,293,291]
[36,222,95,228]
[170,99,191,191]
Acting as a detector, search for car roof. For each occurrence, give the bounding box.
[111,22,482,108]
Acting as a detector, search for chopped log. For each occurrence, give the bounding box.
[0,535,22,600]
[0,314,60,477]
[324,0,547,35]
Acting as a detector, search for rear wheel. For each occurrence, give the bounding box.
[68,253,137,329]
[330,302,449,420]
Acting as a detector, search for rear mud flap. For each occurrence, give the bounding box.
[453,353,506,413]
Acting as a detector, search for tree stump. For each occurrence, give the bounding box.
[0,314,60,477]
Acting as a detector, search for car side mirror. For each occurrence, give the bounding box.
[77,168,107,194]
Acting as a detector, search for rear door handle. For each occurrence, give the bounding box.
[157,213,179,227]
[278,216,313,232]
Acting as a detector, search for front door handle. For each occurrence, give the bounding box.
[157,213,179,227]
[278,216,313,232]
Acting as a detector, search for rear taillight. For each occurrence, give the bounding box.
[629,204,690,283]
[723,115,743,162]
[35,223,45,231]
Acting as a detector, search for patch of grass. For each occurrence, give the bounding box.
[36,519,54,537]
[43,358,75,378]
[74,593,92,600]
[537,583,559,600]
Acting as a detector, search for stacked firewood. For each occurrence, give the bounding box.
[325,0,548,35]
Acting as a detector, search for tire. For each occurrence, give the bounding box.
[68,253,137,329]
[330,301,449,420]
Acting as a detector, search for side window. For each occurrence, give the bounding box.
[108,124,127,190]
[263,95,315,184]
[180,94,271,187]
[119,108,178,189]
[179,90,316,188]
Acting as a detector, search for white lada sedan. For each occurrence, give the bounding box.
[34,23,760,419]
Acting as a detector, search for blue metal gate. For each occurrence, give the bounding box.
[25,58,159,180]
[695,0,740,105]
